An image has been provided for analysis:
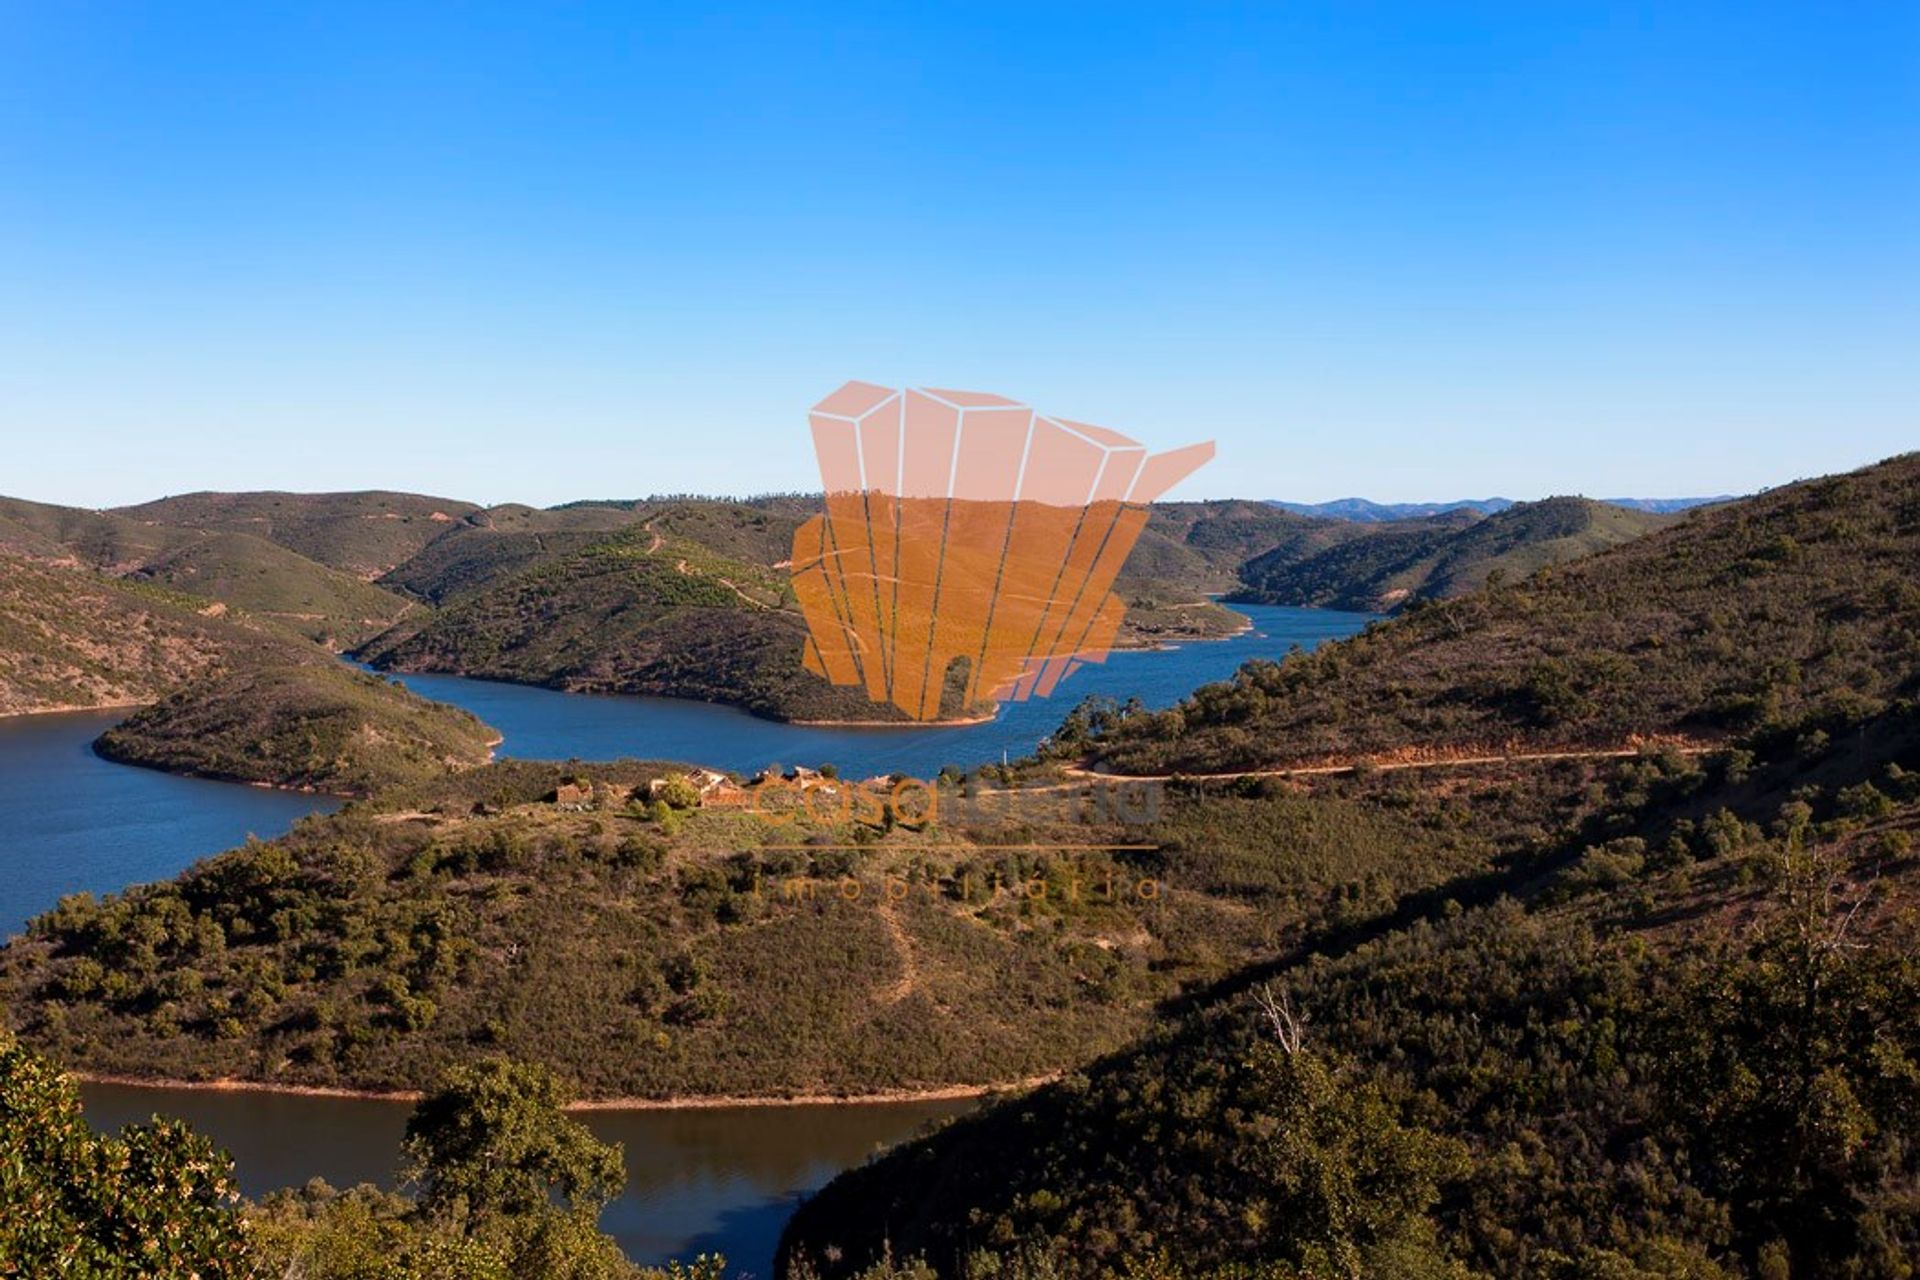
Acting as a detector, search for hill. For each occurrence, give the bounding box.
[374,503,643,604]
[0,549,496,793]
[1145,499,1377,573]
[379,497,1271,654]
[0,551,275,715]
[95,663,497,795]
[782,677,1920,1279]
[361,513,954,722]
[1232,497,1672,611]
[0,721,1629,1100]
[1271,495,1515,521]
[1085,455,1920,775]
[1270,495,1728,522]
[0,496,418,646]
[111,491,482,579]
[366,498,1344,718]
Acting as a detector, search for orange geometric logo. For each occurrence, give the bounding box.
[791,382,1214,721]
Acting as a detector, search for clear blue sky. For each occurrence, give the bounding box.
[2,2,1913,508]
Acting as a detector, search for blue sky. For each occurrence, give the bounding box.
[2,2,1914,507]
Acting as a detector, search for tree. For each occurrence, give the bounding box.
[1657,842,1920,1274]
[403,1058,625,1226]
[654,776,701,811]
[0,1036,252,1277]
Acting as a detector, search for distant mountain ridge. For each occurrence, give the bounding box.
[2,483,1701,724]
[1233,496,1675,612]
[1270,494,1730,522]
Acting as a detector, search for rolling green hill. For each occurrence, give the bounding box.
[1083,455,1920,775]
[1232,497,1672,611]
[111,491,482,579]
[0,496,417,646]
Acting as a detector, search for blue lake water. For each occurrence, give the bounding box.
[2,602,1370,1273]
[0,710,340,937]
[384,603,1371,779]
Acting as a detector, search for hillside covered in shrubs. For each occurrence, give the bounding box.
[783,689,1920,1278]
[1081,454,1920,775]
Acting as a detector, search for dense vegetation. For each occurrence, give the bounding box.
[96,663,498,795]
[1231,497,1671,611]
[780,459,1920,1277]
[0,1034,251,1277]
[783,696,1920,1278]
[0,738,1626,1100]
[1085,454,1920,774]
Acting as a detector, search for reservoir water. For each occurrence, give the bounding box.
[80,1082,969,1273]
[2,603,1371,1272]
[384,604,1371,779]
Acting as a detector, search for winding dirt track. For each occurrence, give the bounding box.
[1061,741,1719,785]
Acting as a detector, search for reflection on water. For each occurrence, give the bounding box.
[82,1082,970,1274]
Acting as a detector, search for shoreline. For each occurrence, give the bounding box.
[73,1070,1054,1111]
[786,712,997,727]
[0,699,145,721]
[86,743,368,800]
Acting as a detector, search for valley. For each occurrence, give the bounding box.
[3,459,1915,1278]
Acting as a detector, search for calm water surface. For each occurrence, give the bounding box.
[386,603,1371,779]
[4,604,1370,1272]
[0,709,338,936]
[81,1083,967,1274]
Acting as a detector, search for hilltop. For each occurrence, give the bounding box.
[1270,494,1727,522]
[0,496,417,647]
[1085,455,1920,775]
[1271,495,1515,521]
[375,500,796,604]
[112,490,482,579]
[1233,496,1674,611]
